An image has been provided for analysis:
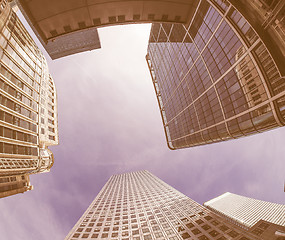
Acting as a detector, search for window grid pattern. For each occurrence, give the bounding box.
[0,158,37,169]
[204,192,285,229]
[146,0,284,149]
[0,2,58,178]
[65,171,264,240]
[0,6,41,166]
[0,174,32,198]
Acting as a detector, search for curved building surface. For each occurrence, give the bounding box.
[0,1,58,198]
[16,0,200,59]
[146,0,285,149]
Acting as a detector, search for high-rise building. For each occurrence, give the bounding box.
[204,192,285,229]
[0,0,58,198]
[15,0,200,59]
[14,0,285,149]
[146,0,285,149]
[65,170,285,240]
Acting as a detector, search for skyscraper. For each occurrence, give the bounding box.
[0,1,58,198]
[204,192,285,229]
[14,0,285,149]
[65,170,285,240]
[146,0,285,149]
[15,0,200,59]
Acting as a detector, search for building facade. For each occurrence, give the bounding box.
[0,173,32,198]
[0,0,58,198]
[204,192,285,229]
[146,0,285,149]
[9,0,285,149]
[65,170,285,240]
[15,0,200,59]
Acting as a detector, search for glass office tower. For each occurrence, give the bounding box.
[146,0,285,149]
[0,0,58,198]
[65,170,285,240]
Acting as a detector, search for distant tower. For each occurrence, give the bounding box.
[0,1,58,198]
[146,0,285,149]
[204,192,285,229]
[65,170,285,240]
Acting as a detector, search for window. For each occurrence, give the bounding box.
[259,222,269,230]
[50,30,58,37]
[72,233,80,238]
[219,225,229,232]
[196,219,204,225]
[141,222,147,227]
[186,223,194,229]
[142,228,150,233]
[192,228,201,235]
[165,229,174,235]
[204,216,213,221]
[101,233,108,238]
[78,21,86,28]
[118,15,125,21]
[202,224,211,230]
[132,224,138,229]
[93,18,101,26]
[227,230,239,238]
[209,230,219,237]
[133,14,140,20]
[49,135,55,140]
[152,226,160,231]
[132,230,139,235]
[162,14,168,21]
[181,232,191,239]
[211,220,220,226]
[154,232,163,238]
[63,25,72,32]
[108,16,116,23]
[252,228,263,236]
[144,235,152,240]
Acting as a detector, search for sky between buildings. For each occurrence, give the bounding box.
[0,13,284,240]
